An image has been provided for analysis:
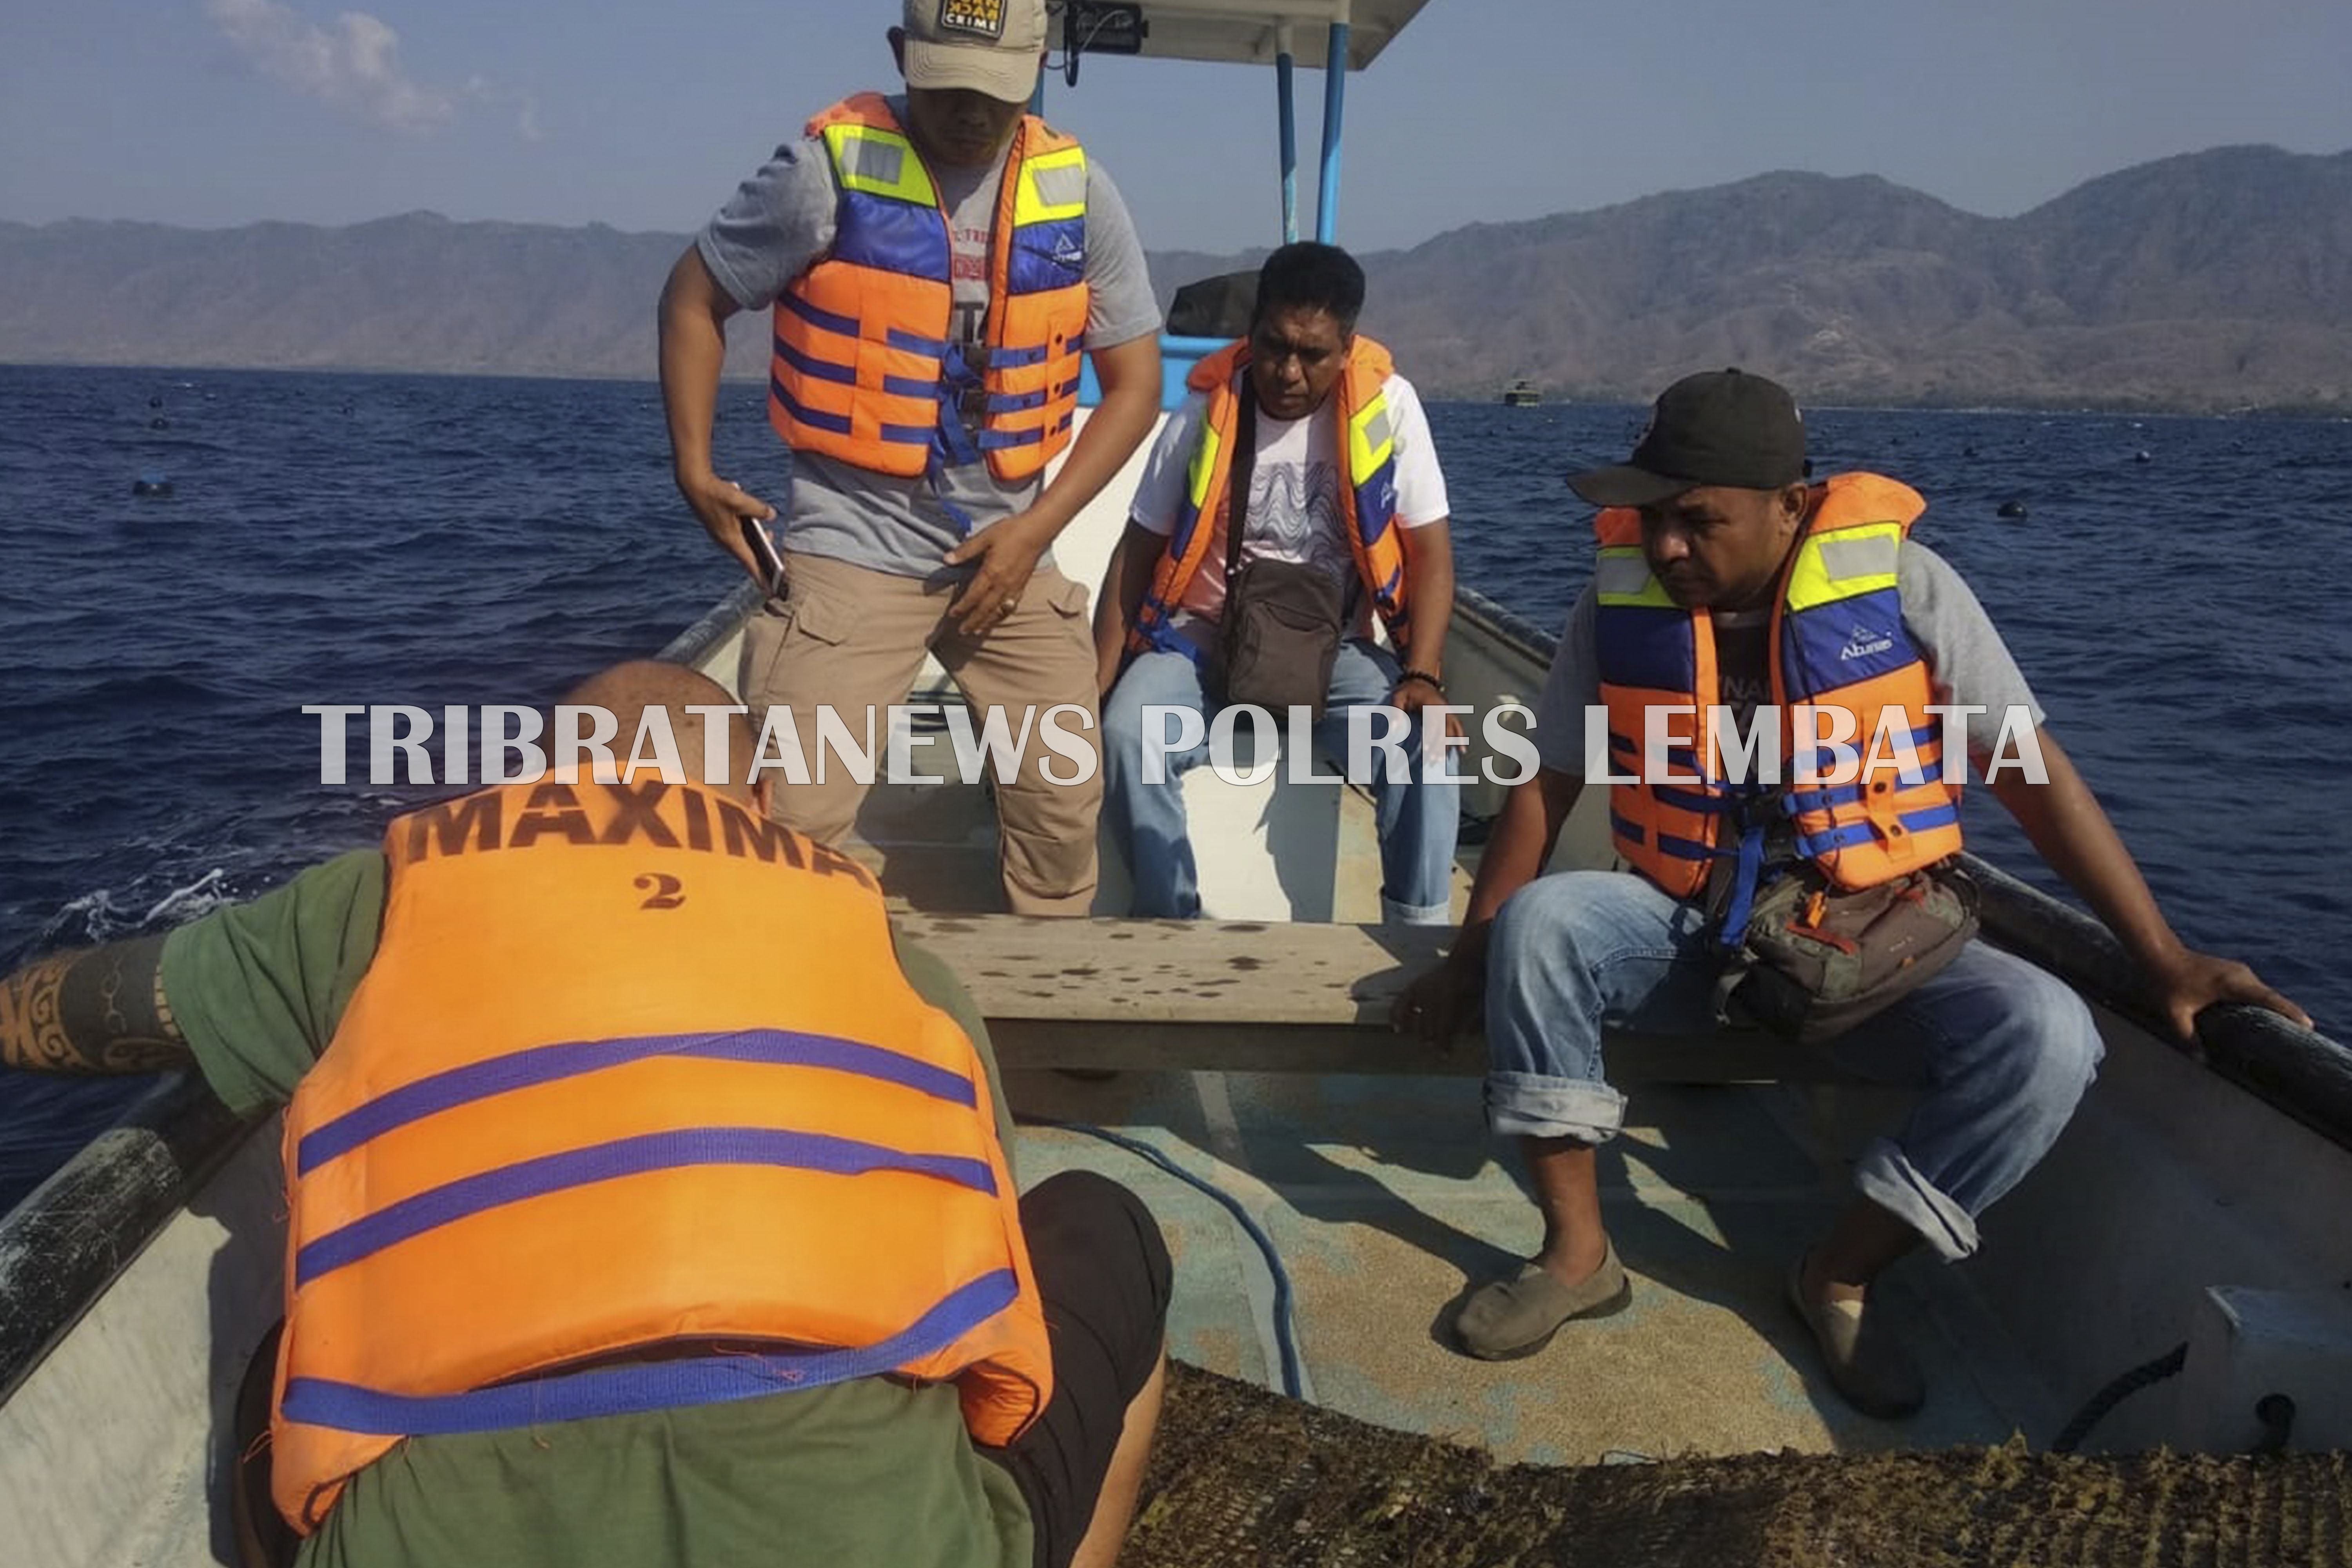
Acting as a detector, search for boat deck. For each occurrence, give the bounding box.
[1006,1063,2062,1466]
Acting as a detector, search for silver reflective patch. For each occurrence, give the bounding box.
[841,138,907,189]
[1029,163,1087,209]
[1595,556,1655,596]
[1817,535,1898,583]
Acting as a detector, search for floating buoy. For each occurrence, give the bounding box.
[149,417,169,429]
[1962,445,1978,457]
[147,396,164,409]
[1996,499,2029,520]
[2134,450,2152,464]
[132,473,174,497]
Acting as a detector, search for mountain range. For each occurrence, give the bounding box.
[4,144,2347,412]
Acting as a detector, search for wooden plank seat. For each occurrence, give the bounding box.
[892,913,1862,1082]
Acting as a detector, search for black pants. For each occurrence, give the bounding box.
[976,1170,1176,1568]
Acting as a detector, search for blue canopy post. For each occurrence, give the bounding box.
[1069,0,1435,412]
[1276,24,1299,243]
[1314,18,1350,243]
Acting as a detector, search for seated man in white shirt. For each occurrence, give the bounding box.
[1092,243,1461,924]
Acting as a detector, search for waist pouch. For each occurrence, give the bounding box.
[1719,859,1980,1044]
[1217,558,1345,719]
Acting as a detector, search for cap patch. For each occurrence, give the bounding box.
[937,0,1009,41]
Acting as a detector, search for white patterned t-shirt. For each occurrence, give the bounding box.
[1128,372,1450,647]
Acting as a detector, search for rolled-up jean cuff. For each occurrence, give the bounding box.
[1853,1137,1980,1263]
[1382,893,1452,927]
[1485,1072,1628,1142]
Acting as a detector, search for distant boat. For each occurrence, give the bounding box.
[1501,377,1542,407]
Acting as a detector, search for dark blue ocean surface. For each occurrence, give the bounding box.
[2,365,2347,1210]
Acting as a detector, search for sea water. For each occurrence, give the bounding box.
[2,365,2346,1211]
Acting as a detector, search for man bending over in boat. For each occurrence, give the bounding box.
[1395,370,2309,1417]
[659,0,1162,919]
[1094,241,1463,924]
[0,661,1170,1568]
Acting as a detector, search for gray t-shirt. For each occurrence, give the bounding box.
[1530,539,2043,779]
[697,98,1161,583]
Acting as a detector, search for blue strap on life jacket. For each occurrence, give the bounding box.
[1710,782,1779,950]
[925,342,986,537]
[1714,820,1769,950]
[282,1269,1021,1436]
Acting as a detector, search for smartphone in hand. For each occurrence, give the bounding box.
[740,517,788,598]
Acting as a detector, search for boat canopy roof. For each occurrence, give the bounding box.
[1098,1,1433,70]
[1057,0,1439,403]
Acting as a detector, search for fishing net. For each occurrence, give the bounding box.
[1130,1361,2352,1568]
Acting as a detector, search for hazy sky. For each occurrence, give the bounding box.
[4,0,2348,255]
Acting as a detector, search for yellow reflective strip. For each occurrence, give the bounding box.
[1786,522,1901,613]
[1347,395,1394,484]
[825,125,939,207]
[1595,547,1673,607]
[1186,421,1223,512]
[1014,146,1089,225]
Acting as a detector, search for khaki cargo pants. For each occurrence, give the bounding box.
[739,552,1102,916]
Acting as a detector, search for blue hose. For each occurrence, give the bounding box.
[1016,1114,1305,1399]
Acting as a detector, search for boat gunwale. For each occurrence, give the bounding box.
[655,578,762,666]
[0,1076,259,1407]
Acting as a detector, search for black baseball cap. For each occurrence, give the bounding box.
[1566,368,1806,507]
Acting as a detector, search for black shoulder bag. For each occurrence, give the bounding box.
[1214,383,1346,718]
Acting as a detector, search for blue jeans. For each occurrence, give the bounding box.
[1483,870,2103,1261]
[1102,639,1461,924]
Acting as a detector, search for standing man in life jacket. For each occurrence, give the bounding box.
[1093,242,1463,924]
[0,661,1172,1568]
[659,0,1163,917]
[1392,370,2309,1417]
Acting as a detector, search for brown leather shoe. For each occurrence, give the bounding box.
[1452,1241,1633,1361]
[1785,1257,1926,1418]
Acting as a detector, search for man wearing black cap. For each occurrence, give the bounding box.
[1396,369,2307,1417]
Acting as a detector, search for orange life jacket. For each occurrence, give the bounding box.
[1129,335,1413,658]
[269,778,1050,1534]
[769,93,1090,487]
[1592,472,1965,904]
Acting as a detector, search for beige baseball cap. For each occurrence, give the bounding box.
[900,0,1047,105]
